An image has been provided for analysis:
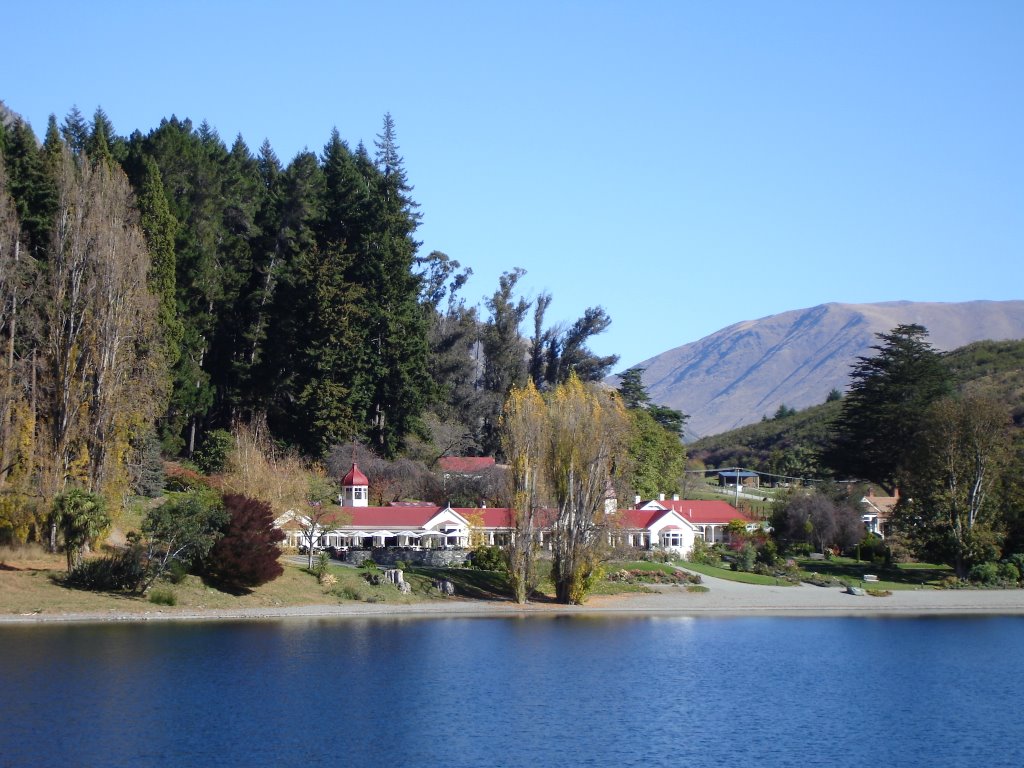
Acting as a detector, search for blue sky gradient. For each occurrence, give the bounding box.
[5,1,1021,368]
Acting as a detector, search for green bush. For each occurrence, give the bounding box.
[166,559,189,584]
[470,545,506,571]
[856,534,888,564]
[313,551,330,579]
[734,543,757,572]
[193,429,233,474]
[997,561,1020,585]
[689,538,714,565]
[757,539,779,566]
[788,542,813,557]
[969,561,1000,586]
[64,548,146,592]
[148,588,177,606]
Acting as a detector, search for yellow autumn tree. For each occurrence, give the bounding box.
[501,374,631,604]
[501,380,547,603]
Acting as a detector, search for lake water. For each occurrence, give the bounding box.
[1,615,1022,768]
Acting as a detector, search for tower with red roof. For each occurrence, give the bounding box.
[341,463,369,507]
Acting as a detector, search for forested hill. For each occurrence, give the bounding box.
[624,300,1024,439]
[0,105,620,512]
[689,339,1024,476]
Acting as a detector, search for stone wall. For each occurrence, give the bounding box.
[343,548,468,568]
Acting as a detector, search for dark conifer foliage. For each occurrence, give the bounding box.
[824,324,953,492]
[2,105,621,471]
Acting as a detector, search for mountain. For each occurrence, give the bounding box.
[622,300,1024,440]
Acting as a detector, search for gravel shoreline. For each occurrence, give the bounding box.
[4,571,1023,625]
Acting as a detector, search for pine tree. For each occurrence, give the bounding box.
[825,324,952,491]
[2,119,57,258]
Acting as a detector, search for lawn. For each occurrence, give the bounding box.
[680,560,795,586]
[796,556,952,590]
[1,548,708,616]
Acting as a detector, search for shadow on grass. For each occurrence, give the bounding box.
[799,558,949,587]
[407,566,514,601]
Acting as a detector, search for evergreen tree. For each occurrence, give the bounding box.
[87,107,115,168]
[481,269,531,456]
[617,368,651,410]
[60,106,89,155]
[2,119,57,258]
[136,156,182,371]
[825,324,952,492]
[252,149,326,436]
[333,114,429,456]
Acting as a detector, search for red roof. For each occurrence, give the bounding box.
[659,499,752,525]
[620,509,672,529]
[335,506,441,528]
[438,456,496,473]
[342,463,369,487]
[452,507,514,528]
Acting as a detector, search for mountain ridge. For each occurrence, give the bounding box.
[621,300,1024,439]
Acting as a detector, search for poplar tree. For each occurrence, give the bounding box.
[43,146,162,502]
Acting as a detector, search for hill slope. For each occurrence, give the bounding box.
[689,338,1024,473]
[624,300,1024,439]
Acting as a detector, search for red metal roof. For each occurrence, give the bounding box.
[620,509,673,529]
[327,506,441,528]
[452,507,514,528]
[659,499,752,525]
[341,463,369,487]
[438,456,496,473]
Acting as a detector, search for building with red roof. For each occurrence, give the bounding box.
[277,464,751,558]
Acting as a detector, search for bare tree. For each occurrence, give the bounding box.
[42,149,162,505]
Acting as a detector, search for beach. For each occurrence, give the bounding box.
[4,568,1023,624]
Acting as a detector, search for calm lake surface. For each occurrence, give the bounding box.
[1,615,1022,768]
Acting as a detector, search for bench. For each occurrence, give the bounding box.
[863,574,879,582]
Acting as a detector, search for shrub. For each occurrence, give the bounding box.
[856,534,888,564]
[336,585,362,601]
[470,545,505,571]
[689,538,714,565]
[312,551,330,579]
[788,541,813,557]
[1008,553,1024,578]
[997,561,1019,585]
[969,561,1000,586]
[757,539,779,566]
[734,543,757,572]
[64,548,146,592]
[148,588,177,606]
[939,575,965,589]
[193,429,234,474]
[166,559,189,585]
[318,573,338,587]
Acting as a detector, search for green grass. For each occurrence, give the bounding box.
[680,560,795,586]
[796,556,952,590]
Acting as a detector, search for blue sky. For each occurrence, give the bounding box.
[5,1,1022,368]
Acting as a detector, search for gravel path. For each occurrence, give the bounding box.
[3,571,1023,624]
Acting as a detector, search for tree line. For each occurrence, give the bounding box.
[0,104,689,544]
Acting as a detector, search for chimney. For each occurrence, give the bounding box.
[634,494,641,506]
[658,493,665,501]
[672,494,679,501]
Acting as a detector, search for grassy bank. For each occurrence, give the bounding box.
[0,547,681,617]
